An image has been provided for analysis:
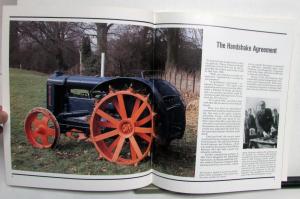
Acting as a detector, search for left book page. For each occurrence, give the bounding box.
[1,5,154,191]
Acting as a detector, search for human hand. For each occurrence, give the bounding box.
[249,128,256,136]
[263,131,270,138]
[0,105,8,134]
[271,126,276,133]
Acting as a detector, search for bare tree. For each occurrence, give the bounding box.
[96,23,113,62]
[9,21,20,67]
[155,28,202,74]
[166,28,180,71]
[108,25,153,76]
[17,21,83,71]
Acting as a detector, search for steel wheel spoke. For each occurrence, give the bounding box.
[32,130,40,139]
[96,109,119,127]
[131,101,147,121]
[47,128,56,136]
[94,129,119,142]
[131,98,140,116]
[41,135,50,146]
[136,115,152,126]
[136,133,152,143]
[112,99,121,117]
[41,116,50,126]
[134,127,153,134]
[130,142,137,162]
[129,136,143,159]
[108,137,120,152]
[112,137,125,162]
[117,94,127,119]
[32,119,41,128]
[99,121,116,129]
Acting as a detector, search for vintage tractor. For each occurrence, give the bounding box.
[24,71,186,165]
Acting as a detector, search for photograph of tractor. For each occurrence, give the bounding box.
[24,72,186,166]
[10,20,201,176]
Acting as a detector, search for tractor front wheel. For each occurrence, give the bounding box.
[24,107,60,148]
[90,88,155,165]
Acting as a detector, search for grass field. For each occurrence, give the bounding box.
[10,68,198,176]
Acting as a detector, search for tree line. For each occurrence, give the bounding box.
[9,21,202,76]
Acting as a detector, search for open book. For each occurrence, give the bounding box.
[0,4,294,194]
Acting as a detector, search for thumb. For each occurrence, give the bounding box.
[0,106,8,124]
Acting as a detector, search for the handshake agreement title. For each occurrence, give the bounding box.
[216,41,277,54]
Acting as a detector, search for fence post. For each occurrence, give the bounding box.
[101,52,105,77]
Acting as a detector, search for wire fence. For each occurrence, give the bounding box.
[142,69,200,96]
[67,65,201,96]
[164,69,200,95]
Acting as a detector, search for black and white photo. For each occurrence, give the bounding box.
[243,98,279,149]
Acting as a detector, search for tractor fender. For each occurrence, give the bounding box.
[92,77,186,146]
[91,77,164,106]
[151,79,186,145]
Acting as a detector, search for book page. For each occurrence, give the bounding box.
[1,4,155,191]
[152,12,293,193]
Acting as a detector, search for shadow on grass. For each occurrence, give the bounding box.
[152,126,197,177]
[152,100,199,177]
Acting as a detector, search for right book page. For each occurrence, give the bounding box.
[151,12,294,193]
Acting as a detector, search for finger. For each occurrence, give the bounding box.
[0,110,8,124]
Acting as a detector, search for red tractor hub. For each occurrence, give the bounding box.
[119,120,134,137]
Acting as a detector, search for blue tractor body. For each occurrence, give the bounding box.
[46,72,186,146]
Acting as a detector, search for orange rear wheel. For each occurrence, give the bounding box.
[90,89,155,165]
[24,107,60,148]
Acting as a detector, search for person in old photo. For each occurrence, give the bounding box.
[244,109,257,147]
[273,108,279,129]
[255,101,276,138]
